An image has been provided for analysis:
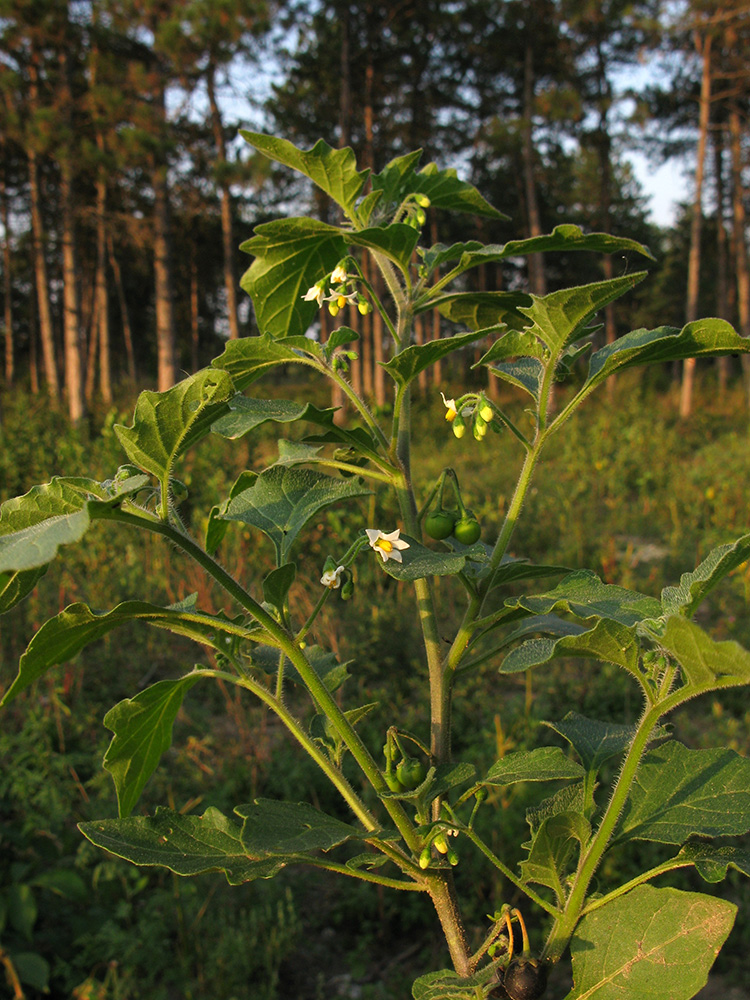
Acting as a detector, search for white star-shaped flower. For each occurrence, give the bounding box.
[302,283,325,306]
[440,391,457,422]
[365,528,410,564]
[331,264,348,284]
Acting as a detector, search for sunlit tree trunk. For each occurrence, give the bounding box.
[108,234,137,383]
[522,40,546,298]
[1,148,13,385]
[713,120,730,397]
[680,28,712,419]
[95,168,112,403]
[60,157,86,422]
[729,104,750,407]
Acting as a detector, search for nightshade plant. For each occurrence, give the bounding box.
[3,133,750,1000]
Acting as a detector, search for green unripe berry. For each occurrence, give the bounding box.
[396,756,426,790]
[453,516,481,545]
[424,509,456,540]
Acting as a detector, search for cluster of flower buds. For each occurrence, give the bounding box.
[403,192,431,230]
[302,261,372,317]
[441,391,495,440]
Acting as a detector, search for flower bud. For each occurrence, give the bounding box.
[415,193,431,208]
[328,302,340,317]
[452,413,466,439]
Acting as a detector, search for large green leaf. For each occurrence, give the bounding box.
[1,597,246,705]
[371,535,467,581]
[348,224,420,271]
[217,466,370,564]
[434,290,532,330]
[211,398,338,439]
[566,885,735,1000]
[517,273,648,361]
[381,329,495,388]
[661,533,750,616]
[240,217,348,338]
[0,473,150,576]
[79,807,291,884]
[646,615,750,695]
[456,226,654,273]
[115,369,234,483]
[476,328,546,363]
[676,843,750,883]
[240,132,369,216]
[583,318,749,393]
[367,149,424,211]
[521,812,590,904]
[211,334,313,389]
[104,676,202,817]
[500,618,640,676]
[411,963,499,1000]
[485,747,584,785]
[617,741,750,845]
[544,713,642,775]
[488,357,545,401]
[0,565,48,614]
[236,799,364,855]
[505,571,662,627]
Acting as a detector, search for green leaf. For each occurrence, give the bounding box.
[7,883,36,940]
[103,676,202,818]
[211,397,338,439]
[217,466,370,564]
[676,843,750,883]
[584,318,750,393]
[371,535,467,581]
[489,557,571,589]
[240,217,348,338]
[517,273,648,362]
[617,741,750,845]
[457,226,654,271]
[240,132,369,216]
[381,329,495,388]
[12,953,50,992]
[646,615,750,695]
[661,533,750,616]
[435,290,532,330]
[79,806,289,884]
[263,563,296,611]
[349,224,420,270]
[412,161,506,218]
[526,783,585,836]
[29,868,87,900]
[0,565,48,614]
[274,440,327,466]
[487,357,544,401]
[284,645,352,694]
[485,747,585,786]
[544,713,645,775]
[0,474,150,575]
[476,328,546,363]
[506,571,662,627]
[211,334,312,389]
[368,149,424,209]
[115,368,234,483]
[411,962,499,1000]
[500,618,640,676]
[235,799,364,855]
[1,599,244,706]
[566,885,735,1000]
[521,812,591,904]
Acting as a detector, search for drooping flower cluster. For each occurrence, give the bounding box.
[440,390,496,441]
[302,260,372,317]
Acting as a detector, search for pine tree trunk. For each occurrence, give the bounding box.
[95,166,112,403]
[522,41,546,297]
[1,151,13,385]
[153,157,177,391]
[207,66,240,341]
[108,234,137,382]
[729,105,750,407]
[680,29,712,419]
[28,145,59,401]
[713,119,729,397]
[60,158,86,422]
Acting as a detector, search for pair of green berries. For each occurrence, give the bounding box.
[424,509,482,545]
[384,754,427,793]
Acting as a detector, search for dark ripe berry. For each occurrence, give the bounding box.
[486,986,510,999]
[503,960,548,1000]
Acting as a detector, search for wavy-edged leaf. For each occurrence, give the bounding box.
[617,741,750,845]
[411,962,499,1000]
[372,535,467,581]
[488,357,545,401]
[211,333,312,389]
[241,132,369,215]
[457,226,654,272]
[661,533,750,616]
[566,885,735,1000]
[517,273,647,362]
[485,747,584,786]
[115,369,234,482]
[0,565,48,613]
[645,615,750,695]
[263,563,296,611]
[0,474,150,575]
[104,676,202,817]
[79,806,289,884]
[368,149,424,209]
[412,161,506,218]
[544,713,642,775]
[1,597,246,706]
[211,397,338,439]
[506,570,662,627]
[500,618,640,676]
[274,440,326,466]
[218,466,370,564]
[476,328,545,364]
[521,812,591,904]
[435,290,532,330]
[381,329,494,388]
[240,217,347,338]
[236,799,364,855]
[349,223,420,270]
[526,783,585,836]
[584,318,750,393]
[676,843,750,883]
[490,558,571,589]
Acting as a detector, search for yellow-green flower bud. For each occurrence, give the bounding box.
[452,413,466,439]
[478,397,493,422]
[473,414,487,440]
[416,193,431,208]
[328,302,340,317]
[419,846,432,870]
